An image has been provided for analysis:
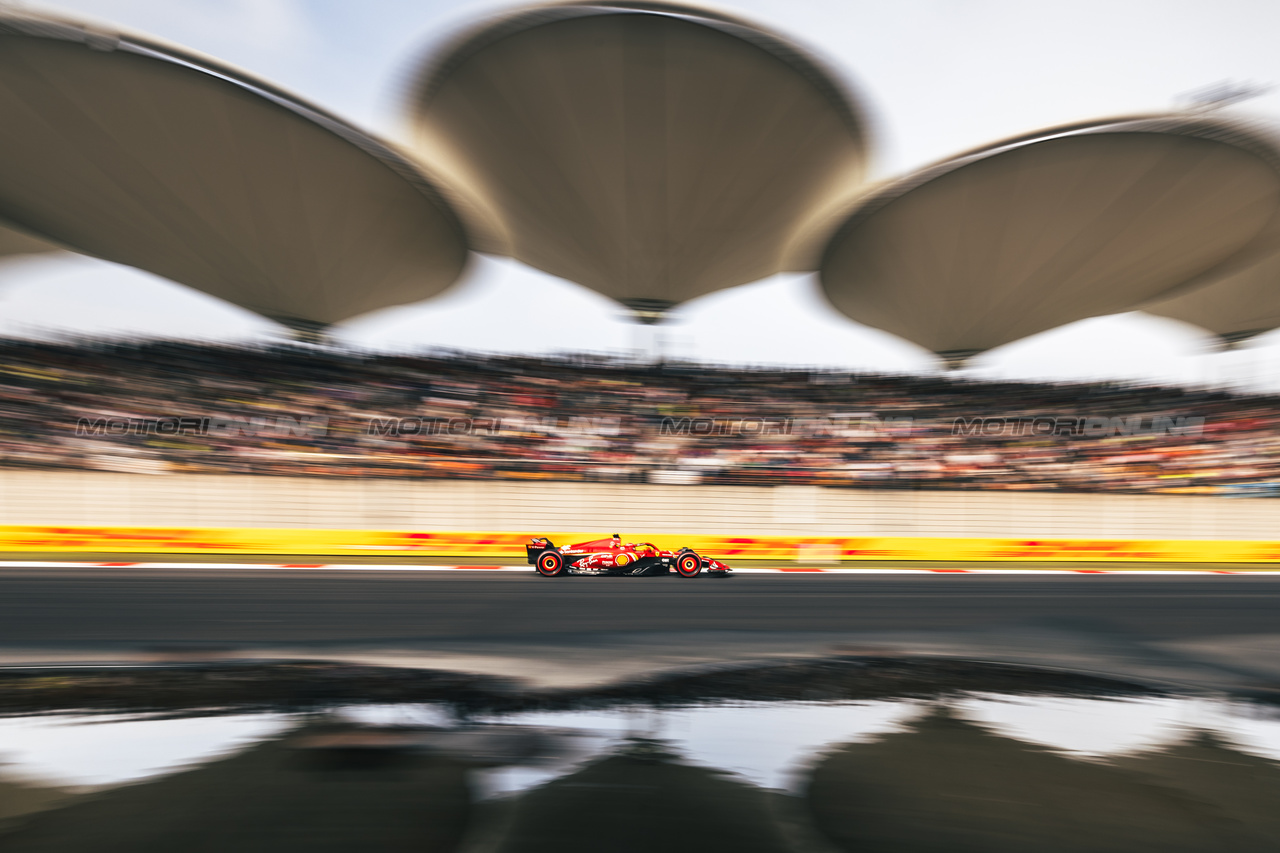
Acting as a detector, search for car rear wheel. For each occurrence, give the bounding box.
[536,550,565,577]
[675,552,702,577]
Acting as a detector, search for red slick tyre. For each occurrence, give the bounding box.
[675,552,702,577]
[536,550,565,577]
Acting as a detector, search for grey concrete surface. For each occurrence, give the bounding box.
[2,568,1280,692]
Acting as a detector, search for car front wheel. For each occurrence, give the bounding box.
[675,553,702,577]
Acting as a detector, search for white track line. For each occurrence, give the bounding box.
[3,561,1280,575]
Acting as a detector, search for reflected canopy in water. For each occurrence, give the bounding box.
[1114,730,1280,849]
[494,739,793,853]
[0,729,472,853]
[803,707,1241,853]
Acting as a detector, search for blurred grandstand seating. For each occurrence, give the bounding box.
[0,339,1276,496]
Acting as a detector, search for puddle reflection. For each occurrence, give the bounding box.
[2,691,1280,851]
[0,713,291,788]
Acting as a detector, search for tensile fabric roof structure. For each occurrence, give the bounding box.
[818,116,1280,362]
[0,10,469,330]
[405,1,871,320]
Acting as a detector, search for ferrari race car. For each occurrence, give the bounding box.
[526,534,731,577]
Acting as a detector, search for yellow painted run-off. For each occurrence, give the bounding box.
[3,525,1280,563]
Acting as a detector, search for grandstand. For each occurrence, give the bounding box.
[1,339,1275,497]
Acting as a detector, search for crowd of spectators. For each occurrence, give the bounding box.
[0,338,1277,496]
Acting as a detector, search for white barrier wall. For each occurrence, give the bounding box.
[1,470,1278,539]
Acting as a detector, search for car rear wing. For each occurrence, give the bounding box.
[525,537,554,565]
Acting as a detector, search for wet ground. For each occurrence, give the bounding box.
[1,658,1280,851]
[4,566,1280,849]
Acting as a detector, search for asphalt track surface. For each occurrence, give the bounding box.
[2,566,1279,649]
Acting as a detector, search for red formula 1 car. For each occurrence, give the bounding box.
[526,534,731,578]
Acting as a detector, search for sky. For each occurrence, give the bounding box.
[4,0,1280,389]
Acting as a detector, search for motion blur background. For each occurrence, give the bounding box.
[4,1,1280,851]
